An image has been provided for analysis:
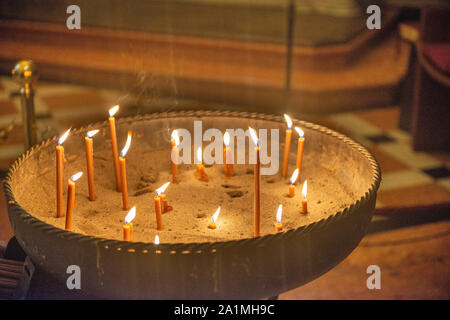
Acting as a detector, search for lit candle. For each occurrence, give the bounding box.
[249,127,260,237]
[282,114,293,178]
[119,131,132,210]
[194,147,208,181]
[295,127,305,183]
[56,128,70,218]
[154,235,161,254]
[208,206,221,229]
[65,172,83,230]
[223,132,234,177]
[171,130,180,183]
[123,206,136,242]
[302,180,308,214]
[288,168,299,198]
[85,129,99,201]
[108,105,122,192]
[154,182,170,230]
[275,204,283,232]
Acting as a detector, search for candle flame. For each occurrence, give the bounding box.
[284,114,292,129]
[155,182,170,196]
[289,168,299,185]
[171,130,180,146]
[302,180,308,199]
[124,206,136,225]
[70,171,83,182]
[86,129,99,138]
[224,132,230,147]
[211,206,221,223]
[154,235,160,245]
[196,147,202,163]
[109,105,119,117]
[276,204,282,224]
[248,127,259,146]
[295,127,304,138]
[120,131,132,157]
[58,128,71,145]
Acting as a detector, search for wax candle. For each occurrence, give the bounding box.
[154,182,170,230]
[302,180,308,214]
[56,128,70,218]
[288,168,299,198]
[119,131,132,210]
[223,132,234,177]
[275,204,283,232]
[65,172,83,230]
[249,127,260,237]
[282,114,293,178]
[208,207,221,229]
[295,127,305,183]
[171,130,180,183]
[108,105,121,192]
[154,235,161,254]
[85,129,99,201]
[123,206,136,242]
[194,147,208,181]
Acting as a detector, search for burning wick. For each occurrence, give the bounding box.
[223,132,234,177]
[249,126,260,237]
[154,235,161,254]
[171,130,180,183]
[119,131,132,210]
[123,206,136,242]
[108,105,122,192]
[282,114,293,178]
[194,147,208,181]
[85,129,99,201]
[65,171,82,230]
[275,204,283,232]
[154,182,170,230]
[302,180,308,214]
[56,128,70,218]
[208,207,221,229]
[295,127,305,184]
[289,169,299,198]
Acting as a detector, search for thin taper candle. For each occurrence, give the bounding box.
[56,128,70,218]
[249,127,260,237]
[295,127,305,183]
[119,131,132,210]
[65,172,82,230]
[282,114,292,178]
[108,105,121,192]
[85,129,99,201]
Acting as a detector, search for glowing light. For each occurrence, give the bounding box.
[196,147,202,163]
[155,182,170,196]
[289,169,299,185]
[58,128,71,145]
[276,204,282,224]
[248,127,259,146]
[70,172,83,182]
[154,235,160,245]
[284,114,292,129]
[211,206,221,223]
[125,206,136,225]
[120,131,132,157]
[86,129,99,138]
[171,130,180,146]
[302,180,308,199]
[224,132,230,147]
[109,105,119,117]
[295,127,304,138]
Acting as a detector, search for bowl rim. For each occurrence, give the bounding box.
[3,110,381,254]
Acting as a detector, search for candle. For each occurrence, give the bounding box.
[288,168,299,198]
[275,204,283,232]
[295,127,305,183]
[154,235,161,254]
[154,182,170,230]
[85,129,99,201]
[123,206,136,242]
[249,127,260,237]
[194,147,208,181]
[119,131,132,210]
[108,105,122,192]
[223,132,234,177]
[56,128,70,218]
[65,172,83,230]
[282,114,293,178]
[302,180,308,214]
[208,206,221,229]
[171,130,180,183]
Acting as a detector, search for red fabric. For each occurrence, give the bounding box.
[423,43,450,75]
